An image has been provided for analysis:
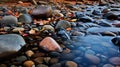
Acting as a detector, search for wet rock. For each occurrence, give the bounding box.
[51,63,61,67]
[31,6,52,20]
[55,20,71,29]
[36,64,48,67]
[32,52,45,58]
[65,61,77,67]
[60,53,75,60]
[42,25,55,32]
[62,48,71,54]
[71,31,85,36]
[77,15,94,22]
[18,14,32,23]
[39,37,63,52]
[92,9,101,16]
[73,57,83,64]
[25,50,34,57]
[85,49,96,55]
[103,64,114,67]
[109,57,120,65]
[23,60,35,67]
[85,54,100,64]
[0,34,26,58]
[102,8,110,13]
[89,65,97,67]
[49,52,61,57]
[112,37,120,47]
[10,65,17,67]
[12,27,25,32]
[1,15,18,26]
[103,13,118,20]
[16,56,27,63]
[71,50,84,56]
[34,57,44,64]
[49,58,59,64]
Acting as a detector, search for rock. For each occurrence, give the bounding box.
[92,9,101,16]
[89,65,97,67]
[109,57,120,65]
[65,61,77,67]
[62,48,71,54]
[39,37,63,52]
[44,57,51,64]
[31,6,52,20]
[60,53,75,60]
[23,60,35,67]
[85,54,100,64]
[102,8,110,13]
[77,15,94,22]
[1,15,18,26]
[36,64,48,67]
[85,49,96,55]
[51,63,61,67]
[0,64,7,67]
[71,50,84,56]
[12,27,25,32]
[42,25,55,32]
[55,20,71,29]
[34,57,44,64]
[73,57,83,64]
[0,34,26,58]
[50,58,59,64]
[32,52,45,58]
[25,50,34,57]
[103,13,118,20]
[16,56,27,63]
[10,65,17,67]
[71,31,85,36]
[111,37,120,47]
[103,64,114,67]
[18,14,32,23]
[49,52,61,57]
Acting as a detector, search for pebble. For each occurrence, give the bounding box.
[23,60,35,67]
[36,64,48,67]
[34,57,44,64]
[1,15,18,26]
[15,56,27,63]
[51,63,61,67]
[39,37,63,52]
[25,50,34,57]
[109,57,120,65]
[18,14,32,23]
[65,61,77,67]
[103,64,114,67]
[85,49,96,55]
[85,54,100,64]
[44,57,51,64]
[49,58,59,64]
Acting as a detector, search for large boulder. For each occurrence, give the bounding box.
[0,34,26,59]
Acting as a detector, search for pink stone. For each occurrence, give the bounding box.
[39,37,63,52]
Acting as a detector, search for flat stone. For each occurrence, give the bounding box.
[65,61,77,67]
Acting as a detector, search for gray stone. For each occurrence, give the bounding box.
[55,20,71,29]
[103,64,114,67]
[109,57,120,65]
[16,56,27,63]
[36,64,48,67]
[85,49,96,55]
[18,14,32,23]
[0,34,26,58]
[1,15,18,26]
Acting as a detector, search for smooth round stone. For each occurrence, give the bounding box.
[85,54,100,64]
[12,27,25,32]
[36,64,48,67]
[25,50,34,57]
[109,57,120,65]
[39,37,63,52]
[60,53,75,60]
[51,63,61,67]
[103,64,114,67]
[34,57,44,64]
[42,25,55,32]
[65,61,77,67]
[0,34,26,58]
[49,58,59,64]
[89,65,97,67]
[71,50,84,56]
[18,14,32,23]
[49,52,61,57]
[103,13,118,20]
[77,16,94,22]
[55,20,71,29]
[23,60,35,67]
[85,49,96,55]
[1,15,18,26]
[44,57,51,64]
[71,31,85,36]
[62,48,71,54]
[73,57,83,64]
[16,56,27,63]
[31,6,52,20]
[10,65,17,67]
